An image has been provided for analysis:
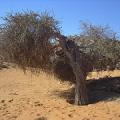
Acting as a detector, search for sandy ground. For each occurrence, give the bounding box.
[0,67,120,120]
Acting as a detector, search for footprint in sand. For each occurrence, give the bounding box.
[34,116,47,120]
[8,99,13,103]
[34,101,43,107]
[9,92,18,95]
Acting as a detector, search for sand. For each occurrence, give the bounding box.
[0,67,120,120]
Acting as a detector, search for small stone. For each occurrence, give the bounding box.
[1,100,5,103]
[68,114,73,117]
[8,99,13,102]
[34,102,43,106]
[34,117,47,120]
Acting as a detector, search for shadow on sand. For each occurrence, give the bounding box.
[53,76,120,104]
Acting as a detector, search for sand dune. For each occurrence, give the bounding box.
[0,67,120,120]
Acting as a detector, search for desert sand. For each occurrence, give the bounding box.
[0,67,120,120]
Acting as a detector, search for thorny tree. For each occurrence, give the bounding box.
[1,11,120,105]
[0,11,89,105]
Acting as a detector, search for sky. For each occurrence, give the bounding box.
[0,0,120,36]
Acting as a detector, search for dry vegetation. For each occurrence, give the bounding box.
[0,11,120,73]
[0,11,60,71]
[0,11,120,118]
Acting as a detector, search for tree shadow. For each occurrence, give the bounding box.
[53,76,120,104]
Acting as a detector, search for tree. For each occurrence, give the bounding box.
[56,35,89,105]
[1,11,60,71]
[1,11,89,105]
[70,22,120,71]
[2,12,120,106]
[65,23,120,104]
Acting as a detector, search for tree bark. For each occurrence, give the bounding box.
[74,68,88,105]
[67,58,89,105]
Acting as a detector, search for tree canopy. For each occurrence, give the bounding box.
[69,22,120,71]
[0,11,60,71]
[0,11,120,72]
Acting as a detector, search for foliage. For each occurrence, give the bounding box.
[0,12,120,74]
[69,22,120,70]
[0,11,60,71]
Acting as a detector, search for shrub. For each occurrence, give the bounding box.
[1,11,60,71]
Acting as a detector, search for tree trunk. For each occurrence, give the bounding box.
[63,49,89,105]
[57,34,89,105]
[74,69,88,105]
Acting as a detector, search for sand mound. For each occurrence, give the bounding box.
[0,68,120,120]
